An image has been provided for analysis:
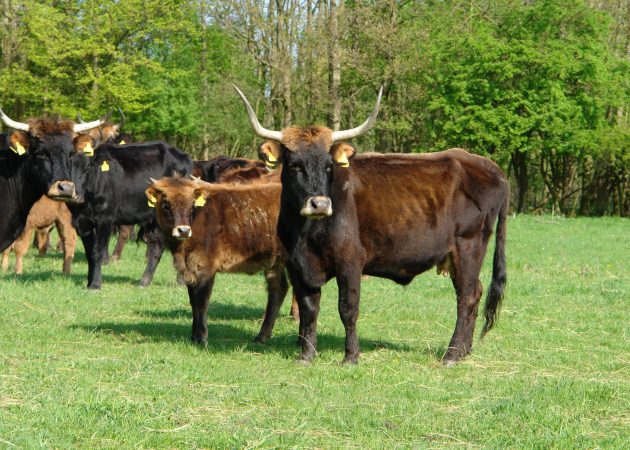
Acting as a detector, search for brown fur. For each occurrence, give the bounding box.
[148,177,293,344]
[27,118,75,137]
[217,163,279,184]
[274,144,509,365]
[82,124,120,144]
[281,126,332,152]
[1,196,76,274]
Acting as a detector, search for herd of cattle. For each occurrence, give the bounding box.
[0,87,508,365]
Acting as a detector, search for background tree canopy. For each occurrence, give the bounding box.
[1,0,628,216]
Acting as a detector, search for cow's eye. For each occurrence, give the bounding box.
[161,201,170,211]
[290,164,303,174]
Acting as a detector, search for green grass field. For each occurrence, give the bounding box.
[0,215,628,448]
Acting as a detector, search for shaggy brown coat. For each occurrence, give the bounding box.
[146,176,291,345]
[258,128,509,365]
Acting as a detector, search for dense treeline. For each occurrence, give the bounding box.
[0,0,628,216]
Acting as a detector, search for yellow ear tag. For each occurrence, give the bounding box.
[101,160,110,172]
[11,142,26,156]
[119,140,126,145]
[147,193,157,208]
[336,152,350,168]
[194,195,206,207]
[265,152,277,169]
[83,142,94,156]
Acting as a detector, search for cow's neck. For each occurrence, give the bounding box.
[0,155,45,251]
[278,170,358,288]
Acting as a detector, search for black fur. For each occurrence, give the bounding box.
[67,141,193,289]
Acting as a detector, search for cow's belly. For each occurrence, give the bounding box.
[362,229,450,285]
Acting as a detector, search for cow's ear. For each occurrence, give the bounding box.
[258,141,282,169]
[9,131,29,156]
[192,188,209,208]
[73,135,96,156]
[330,142,356,168]
[145,186,162,208]
[100,124,120,143]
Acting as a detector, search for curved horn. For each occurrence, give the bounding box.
[117,107,126,128]
[148,177,158,185]
[331,86,383,142]
[76,112,85,124]
[0,108,29,131]
[73,117,106,133]
[232,85,283,142]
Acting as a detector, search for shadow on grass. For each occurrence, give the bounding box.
[0,269,140,287]
[139,303,269,321]
[71,310,438,361]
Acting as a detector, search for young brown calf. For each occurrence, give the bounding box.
[1,196,76,274]
[146,176,290,345]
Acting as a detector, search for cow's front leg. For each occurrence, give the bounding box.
[292,278,321,363]
[337,269,362,364]
[88,222,112,289]
[187,275,215,346]
[80,231,98,289]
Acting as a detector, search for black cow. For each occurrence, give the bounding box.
[0,111,105,252]
[192,156,265,182]
[67,141,192,289]
[235,86,509,366]
[0,133,9,151]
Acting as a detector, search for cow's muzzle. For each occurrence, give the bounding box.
[172,225,192,240]
[301,196,333,219]
[47,180,77,202]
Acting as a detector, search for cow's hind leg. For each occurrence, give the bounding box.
[111,224,132,262]
[254,263,289,344]
[187,275,215,346]
[56,215,76,275]
[139,226,164,287]
[443,237,487,366]
[12,225,33,275]
[337,269,362,364]
[36,227,52,255]
[2,245,13,271]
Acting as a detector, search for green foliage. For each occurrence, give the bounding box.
[0,216,628,447]
[0,0,628,213]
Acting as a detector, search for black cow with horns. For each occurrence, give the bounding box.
[234,85,509,366]
[0,109,105,252]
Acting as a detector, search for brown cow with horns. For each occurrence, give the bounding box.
[234,85,509,366]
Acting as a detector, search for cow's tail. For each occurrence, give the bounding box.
[480,189,508,338]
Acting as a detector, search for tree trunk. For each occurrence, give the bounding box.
[512,151,529,213]
[200,0,210,159]
[328,0,341,131]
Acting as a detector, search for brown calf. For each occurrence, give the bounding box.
[2,196,76,274]
[146,176,291,345]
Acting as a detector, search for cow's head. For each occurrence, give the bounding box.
[234,85,382,219]
[146,176,208,241]
[0,109,105,201]
[76,108,130,151]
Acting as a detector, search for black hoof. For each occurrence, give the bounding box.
[191,336,208,347]
[341,355,359,365]
[253,334,268,344]
[296,352,315,365]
